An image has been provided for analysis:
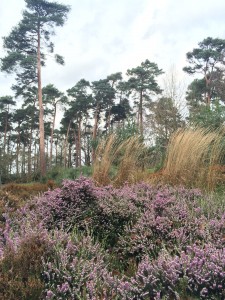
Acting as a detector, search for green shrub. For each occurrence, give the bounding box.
[45,166,92,185]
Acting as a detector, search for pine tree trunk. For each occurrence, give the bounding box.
[22,144,26,174]
[46,137,49,167]
[78,119,82,167]
[73,128,78,167]
[37,29,46,176]
[28,125,33,177]
[7,134,10,175]
[86,138,91,166]
[64,121,71,168]
[3,110,8,154]
[139,91,143,136]
[60,143,63,167]
[16,125,21,176]
[92,106,99,162]
[68,144,72,168]
[34,139,37,173]
[55,137,58,166]
[50,105,57,168]
[205,75,211,106]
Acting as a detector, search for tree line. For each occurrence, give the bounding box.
[0,0,225,181]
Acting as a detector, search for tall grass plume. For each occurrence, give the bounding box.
[92,135,149,186]
[157,127,225,190]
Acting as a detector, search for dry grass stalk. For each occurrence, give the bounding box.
[92,135,149,186]
[113,136,148,187]
[158,127,225,190]
[92,134,120,186]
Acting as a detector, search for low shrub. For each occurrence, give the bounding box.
[16,177,224,252]
[0,182,53,231]
[117,244,225,299]
[45,166,92,185]
[18,179,141,246]
[19,177,98,231]
[1,177,224,299]
[42,230,117,300]
[116,186,225,263]
[0,224,53,300]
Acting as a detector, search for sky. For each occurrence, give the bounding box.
[1,0,225,98]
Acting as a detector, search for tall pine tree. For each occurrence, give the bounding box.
[1,0,70,176]
[126,60,163,136]
[183,37,225,106]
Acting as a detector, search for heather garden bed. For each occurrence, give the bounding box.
[0,177,224,299]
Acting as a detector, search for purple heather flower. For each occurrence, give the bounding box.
[46,290,55,299]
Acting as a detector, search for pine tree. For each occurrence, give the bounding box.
[1,0,70,176]
[126,59,163,136]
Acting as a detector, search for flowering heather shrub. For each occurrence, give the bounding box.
[0,188,29,231]
[208,213,225,248]
[116,186,224,262]
[90,184,141,246]
[117,197,197,260]
[117,244,225,299]
[19,177,98,231]
[42,230,118,300]
[18,179,150,246]
[16,177,223,251]
[72,182,184,249]
[0,221,53,300]
[0,177,224,299]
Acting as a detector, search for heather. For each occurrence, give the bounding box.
[0,177,224,299]
[1,3,225,298]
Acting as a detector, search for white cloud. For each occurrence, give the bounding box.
[1,0,225,97]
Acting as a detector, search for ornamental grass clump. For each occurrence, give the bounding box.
[92,134,120,186]
[93,134,149,187]
[160,127,225,190]
[113,136,149,187]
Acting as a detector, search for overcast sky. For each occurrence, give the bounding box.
[1,0,225,97]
